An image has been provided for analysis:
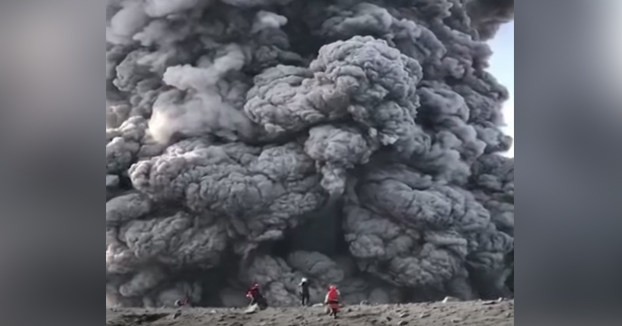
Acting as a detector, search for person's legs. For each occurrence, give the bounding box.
[328,303,338,318]
[257,295,267,309]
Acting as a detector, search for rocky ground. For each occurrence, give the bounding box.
[106,299,514,326]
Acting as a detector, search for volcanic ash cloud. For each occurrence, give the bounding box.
[106,0,514,307]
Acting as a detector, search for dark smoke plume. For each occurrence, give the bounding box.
[106,0,514,307]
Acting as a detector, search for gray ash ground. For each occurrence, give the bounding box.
[106,300,514,326]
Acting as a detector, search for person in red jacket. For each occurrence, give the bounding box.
[174,295,190,307]
[324,285,341,319]
[246,283,260,304]
[246,283,268,309]
[246,284,259,302]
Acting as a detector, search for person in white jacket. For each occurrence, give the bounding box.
[298,278,310,306]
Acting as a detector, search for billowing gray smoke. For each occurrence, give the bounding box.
[106,0,514,308]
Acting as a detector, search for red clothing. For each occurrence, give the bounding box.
[175,296,190,307]
[246,287,260,299]
[325,287,340,312]
[326,288,339,302]
[247,284,262,299]
[325,287,340,316]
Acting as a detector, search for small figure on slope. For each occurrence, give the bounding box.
[299,277,311,306]
[246,283,268,310]
[324,285,341,319]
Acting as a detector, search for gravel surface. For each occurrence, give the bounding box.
[106,300,514,326]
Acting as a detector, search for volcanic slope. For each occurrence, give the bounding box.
[106,300,514,326]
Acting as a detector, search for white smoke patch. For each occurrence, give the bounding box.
[251,11,288,34]
[148,44,254,144]
[107,1,150,45]
[144,0,210,18]
[221,0,294,8]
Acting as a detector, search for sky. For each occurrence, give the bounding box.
[487,21,514,157]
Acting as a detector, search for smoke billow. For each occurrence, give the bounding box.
[106,0,514,307]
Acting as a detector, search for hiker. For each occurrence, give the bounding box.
[246,283,268,309]
[174,295,190,307]
[298,277,310,306]
[324,285,341,319]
